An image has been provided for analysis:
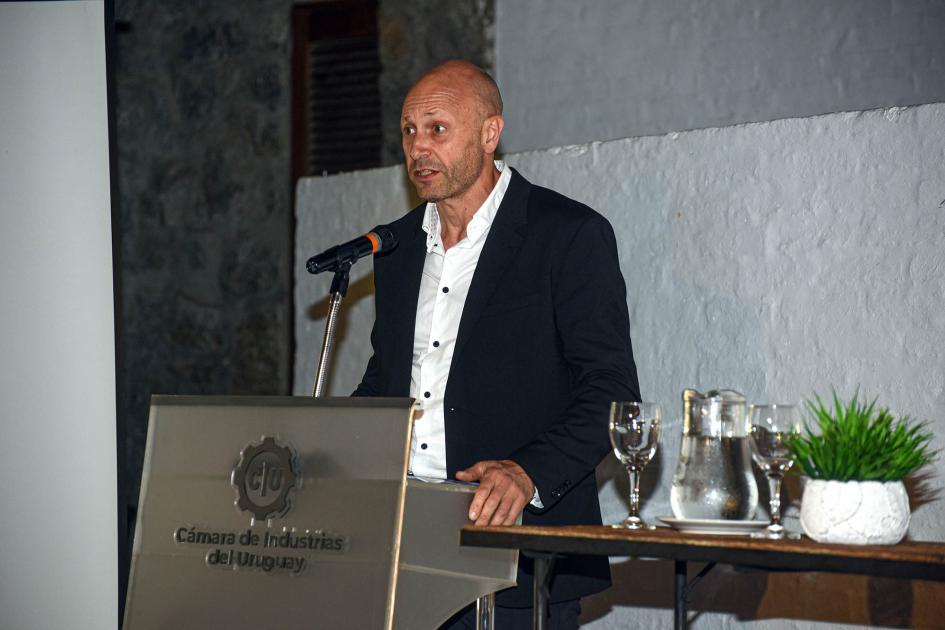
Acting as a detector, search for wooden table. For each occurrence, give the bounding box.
[459,525,945,630]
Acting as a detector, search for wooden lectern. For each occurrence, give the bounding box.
[123,396,518,629]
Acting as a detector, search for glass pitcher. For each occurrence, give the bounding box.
[670,388,758,520]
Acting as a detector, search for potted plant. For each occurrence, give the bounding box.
[787,391,936,545]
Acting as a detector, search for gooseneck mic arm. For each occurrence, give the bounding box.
[306,225,397,397]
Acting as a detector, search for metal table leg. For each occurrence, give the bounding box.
[531,552,556,630]
[674,560,717,630]
[674,560,687,630]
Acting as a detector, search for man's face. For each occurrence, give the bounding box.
[401,75,486,203]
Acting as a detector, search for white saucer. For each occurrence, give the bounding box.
[657,516,770,536]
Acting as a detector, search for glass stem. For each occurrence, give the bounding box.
[627,466,641,518]
[767,473,783,526]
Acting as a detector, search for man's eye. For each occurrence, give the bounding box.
[433,124,446,133]
[403,127,416,136]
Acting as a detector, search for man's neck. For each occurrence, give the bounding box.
[436,164,502,250]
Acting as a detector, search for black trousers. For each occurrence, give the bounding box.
[438,599,581,630]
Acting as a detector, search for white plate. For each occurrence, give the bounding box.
[657,517,770,536]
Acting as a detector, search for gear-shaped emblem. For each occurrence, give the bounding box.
[231,436,299,521]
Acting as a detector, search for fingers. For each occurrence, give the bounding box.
[484,486,529,526]
[455,460,488,481]
[467,464,500,521]
[473,473,509,525]
[504,492,529,525]
[461,460,534,525]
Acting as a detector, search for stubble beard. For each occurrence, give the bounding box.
[412,142,486,203]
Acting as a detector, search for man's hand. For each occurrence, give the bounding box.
[455,460,535,526]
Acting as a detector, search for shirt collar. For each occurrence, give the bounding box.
[422,161,511,253]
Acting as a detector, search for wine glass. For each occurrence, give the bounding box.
[749,404,801,539]
[609,401,662,529]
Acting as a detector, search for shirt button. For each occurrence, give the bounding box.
[442,286,449,293]
[421,443,428,450]
[424,391,431,398]
[432,340,440,348]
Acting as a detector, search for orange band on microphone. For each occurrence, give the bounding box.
[365,231,381,253]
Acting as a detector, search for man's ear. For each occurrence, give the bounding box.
[481,115,504,154]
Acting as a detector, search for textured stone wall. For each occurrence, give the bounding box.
[114,0,294,504]
[112,0,496,516]
[496,0,945,152]
[378,0,495,164]
[295,102,945,628]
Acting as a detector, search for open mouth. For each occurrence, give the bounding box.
[413,167,439,180]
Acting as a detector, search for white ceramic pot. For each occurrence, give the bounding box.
[800,479,910,545]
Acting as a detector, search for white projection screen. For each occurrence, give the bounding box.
[0,2,117,629]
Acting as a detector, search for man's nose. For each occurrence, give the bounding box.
[408,132,430,161]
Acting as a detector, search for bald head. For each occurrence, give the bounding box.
[409,60,503,122]
[400,60,505,206]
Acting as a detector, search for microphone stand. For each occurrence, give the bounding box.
[311,260,352,398]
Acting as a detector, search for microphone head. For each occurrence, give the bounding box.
[369,225,397,254]
[306,224,398,275]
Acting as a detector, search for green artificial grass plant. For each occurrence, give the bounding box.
[787,391,936,482]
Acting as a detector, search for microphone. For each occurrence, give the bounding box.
[306,225,397,274]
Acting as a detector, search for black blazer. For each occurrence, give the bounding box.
[354,169,640,606]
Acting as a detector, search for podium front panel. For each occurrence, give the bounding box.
[124,396,414,630]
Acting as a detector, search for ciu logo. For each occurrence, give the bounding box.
[231,436,300,520]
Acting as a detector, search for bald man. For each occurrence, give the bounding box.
[354,61,640,628]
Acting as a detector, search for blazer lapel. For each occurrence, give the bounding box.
[452,170,530,362]
[385,209,427,395]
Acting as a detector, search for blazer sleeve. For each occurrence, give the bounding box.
[507,213,640,512]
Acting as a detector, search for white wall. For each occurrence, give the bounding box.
[296,102,945,628]
[0,3,117,629]
[495,0,945,153]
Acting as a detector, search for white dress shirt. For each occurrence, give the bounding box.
[408,161,511,479]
